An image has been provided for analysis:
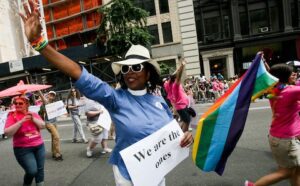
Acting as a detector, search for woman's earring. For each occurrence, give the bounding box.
[147,81,152,88]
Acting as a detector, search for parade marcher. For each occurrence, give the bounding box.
[84,98,112,157]
[4,95,45,186]
[245,64,300,186]
[19,2,193,185]
[38,90,63,161]
[67,88,88,143]
[164,58,192,132]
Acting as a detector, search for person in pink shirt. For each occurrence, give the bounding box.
[211,78,220,100]
[164,58,191,132]
[4,95,45,186]
[245,64,300,186]
[218,80,225,96]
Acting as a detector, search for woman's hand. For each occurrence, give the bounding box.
[28,112,46,129]
[22,113,33,122]
[19,0,42,42]
[180,131,193,148]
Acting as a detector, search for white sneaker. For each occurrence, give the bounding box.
[101,148,112,154]
[86,147,93,157]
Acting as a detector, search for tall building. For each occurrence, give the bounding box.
[0,0,31,63]
[0,0,44,87]
[42,0,102,50]
[194,0,300,79]
[0,0,106,92]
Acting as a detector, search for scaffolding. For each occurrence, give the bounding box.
[42,0,102,50]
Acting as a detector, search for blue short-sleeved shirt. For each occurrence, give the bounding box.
[75,68,173,180]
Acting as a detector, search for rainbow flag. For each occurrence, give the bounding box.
[192,53,278,175]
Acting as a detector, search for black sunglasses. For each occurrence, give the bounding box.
[14,102,24,106]
[121,64,144,74]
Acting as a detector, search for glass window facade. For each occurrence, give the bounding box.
[162,22,173,43]
[194,0,299,76]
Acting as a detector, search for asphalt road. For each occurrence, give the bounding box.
[0,99,288,186]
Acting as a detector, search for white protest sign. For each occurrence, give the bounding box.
[29,105,41,113]
[9,59,24,73]
[97,107,111,130]
[120,120,189,186]
[45,101,67,120]
[0,111,9,135]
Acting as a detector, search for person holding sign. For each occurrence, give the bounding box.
[19,1,193,185]
[4,95,45,186]
[38,90,63,161]
[84,98,112,157]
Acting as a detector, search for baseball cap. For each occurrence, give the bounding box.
[48,91,56,96]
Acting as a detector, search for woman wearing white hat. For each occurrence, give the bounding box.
[20,1,193,185]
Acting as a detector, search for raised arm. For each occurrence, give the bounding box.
[20,0,82,80]
[175,58,186,84]
[37,90,47,104]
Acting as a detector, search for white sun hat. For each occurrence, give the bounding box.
[111,44,160,75]
[48,91,56,96]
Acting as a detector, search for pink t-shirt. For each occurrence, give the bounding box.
[269,85,300,138]
[5,111,44,147]
[164,81,189,110]
[212,81,220,91]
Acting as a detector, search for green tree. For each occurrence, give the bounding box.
[97,0,154,56]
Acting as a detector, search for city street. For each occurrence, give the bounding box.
[0,99,288,186]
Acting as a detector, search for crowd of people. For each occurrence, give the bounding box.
[181,74,239,104]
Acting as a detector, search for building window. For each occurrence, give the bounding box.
[290,0,299,28]
[148,25,160,45]
[223,15,230,38]
[201,2,231,43]
[134,0,156,16]
[159,0,169,14]
[162,22,173,43]
[158,59,176,76]
[240,0,280,35]
[239,1,249,36]
[250,9,268,34]
[204,17,221,42]
[269,6,279,32]
[239,12,249,35]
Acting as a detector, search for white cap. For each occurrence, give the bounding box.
[48,91,56,96]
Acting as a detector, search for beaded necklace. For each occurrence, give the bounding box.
[266,83,288,99]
